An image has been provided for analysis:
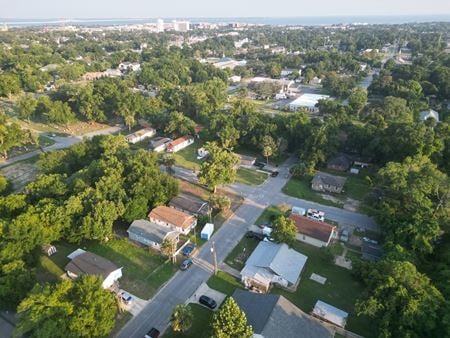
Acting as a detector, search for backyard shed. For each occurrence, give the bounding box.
[312,300,348,328]
[201,223,214,240]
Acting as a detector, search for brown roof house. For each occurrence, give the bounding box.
[289,214,337,247]
[169,193,209,216]
[327,154,351,172]
[65,249,122,289]
[148,205,197,235]
[311,172,347,194]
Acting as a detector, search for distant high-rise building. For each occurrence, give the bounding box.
[172,20,190,32]
[0,23,8,32]
[156,19,164,33]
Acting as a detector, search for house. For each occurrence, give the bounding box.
[40,64,59,72]
[229,75,242,83]
[419,109,439,122]
[327,154,351,172]
[148,205,197,235]
[118,62,141,73]
[213,57,247,70]
[312,301,348,328]
[104,68,122,77]
[288,94,330,113]
[65,249,122,289]
[240,241,308,292]
[238,154,256,167]
[166,136,194,153]
[232,290,333,338]
[362,242,383,262]
[125,127,156,144]
[127,219,179,250]
[289,214,337,247]
[150,137,172,152]
[169,193,209,216]
[311,173,347,194]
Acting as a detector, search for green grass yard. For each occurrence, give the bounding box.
[48,238,177,299]
[172,143,202,171]
[225,237,259,271]
[163,304,214,338]
[235,167,268,186]
[207,271,244,296]
[282,176,343,208]
[255,205,284,225]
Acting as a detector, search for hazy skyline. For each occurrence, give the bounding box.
[2,0,450,19]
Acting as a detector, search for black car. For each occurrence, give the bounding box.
[144,328,160,338]
[199,295,217,309]
[246,231,264,240]
[254,161,265,168]
[271,171,279,177]
[180,259,193,271]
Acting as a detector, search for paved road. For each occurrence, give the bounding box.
[117,157,378,337]
[0,125,123,168]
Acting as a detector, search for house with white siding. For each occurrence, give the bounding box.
[166,136,194,153]
[125,127,156,144]
[148,206,197,235]
[289,214,337,247]
[127,219,179,250]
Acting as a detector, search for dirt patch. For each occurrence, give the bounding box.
[0,161,39,191]
[320,194,342,204]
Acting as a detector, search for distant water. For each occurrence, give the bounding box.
[1,15,449,27]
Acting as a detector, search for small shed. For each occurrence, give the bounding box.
[201,223,214,240]
[292,206,306,216]
[312,300,348,328]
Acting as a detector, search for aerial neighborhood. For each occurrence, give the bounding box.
[0,8,449,338]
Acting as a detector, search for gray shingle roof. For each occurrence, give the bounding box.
[232,290,333,338]
[127,219,175,244]
[312,173,347,189]
[242,242,308,285]
[169,193,209,215]
[65,252,118,279]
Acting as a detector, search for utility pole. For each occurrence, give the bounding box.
[210,241,218,275]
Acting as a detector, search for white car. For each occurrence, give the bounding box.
[307,208,325,222]
[119,291,133,305]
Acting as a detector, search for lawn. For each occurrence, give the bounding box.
[272,241,377,337]
[36,255,65,283]
[235,167,268,186]
[163,304,214,338]
[225,237,259,271]
[49,238,178,299]
[282,176,343,208]
[254,205,284,225]
[172,144,202,171]
[207,271,244,296]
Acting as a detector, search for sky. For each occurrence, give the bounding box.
[1,0,450,19]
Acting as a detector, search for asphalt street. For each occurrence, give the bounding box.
[117,157,378,337]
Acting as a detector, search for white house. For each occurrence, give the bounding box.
[118,62,141,73]
[288,93,330,113]
[289,214,337,247]
[148,206,197,235]
[125,127,156,144]
[229,75,242,83]
[150,137,172,152]
[127,219,179,250]
[166,136,194,153]
[240,242,308,292]
[419,109,439,122]
[65,249,122,289]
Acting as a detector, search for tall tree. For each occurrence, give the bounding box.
[198,142,239,193]
[16,94,38,121]
[15,275,117,338]
[211,297,253,338]
[272,215,297,245]
[170,304,193,333]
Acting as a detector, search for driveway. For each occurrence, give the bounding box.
[186,283,227,311]
[119,290,148,316]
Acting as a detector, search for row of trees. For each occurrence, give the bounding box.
[0,135,178,313]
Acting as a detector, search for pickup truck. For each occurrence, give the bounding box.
[307,208,325,222]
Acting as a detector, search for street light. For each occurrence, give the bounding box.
[210,241,218,275]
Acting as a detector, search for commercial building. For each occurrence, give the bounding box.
[288,93,330,113]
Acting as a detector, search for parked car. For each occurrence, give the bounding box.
[307,208,325,222]
[119,291,133,305]
[144,328,160,338]
[182,244,195,257]
[180,259,193,271]
[246,231,264,240]
[271,171,279,177]
[199,295,217,309]
[340,229,349,242]
[254,161,265,168]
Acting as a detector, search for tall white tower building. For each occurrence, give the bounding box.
[156,19,164,33]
